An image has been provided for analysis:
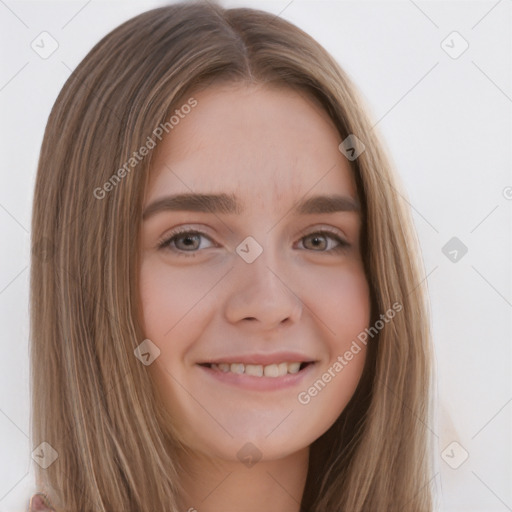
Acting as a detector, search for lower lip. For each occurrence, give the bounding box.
[197,363,316,391]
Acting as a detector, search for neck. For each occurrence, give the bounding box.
[177,446,309,512]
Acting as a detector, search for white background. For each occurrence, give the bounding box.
[0,0,511,510]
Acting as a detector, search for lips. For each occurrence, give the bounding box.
[197,357,316,391]
[198,351,315,367]
[199,361,313,378]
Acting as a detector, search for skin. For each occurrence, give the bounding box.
[139,82,371,512]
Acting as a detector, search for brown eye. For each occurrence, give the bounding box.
[173,233,202,251]
[299,231,349,253]
[158,229,214,255]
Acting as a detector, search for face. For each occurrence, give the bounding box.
[139,83,371,463]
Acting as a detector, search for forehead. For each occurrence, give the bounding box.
[146,83,358,211]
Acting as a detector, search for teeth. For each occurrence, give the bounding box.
[263,364,279,377]
[207,361,308,377]
[230,363,245,374]
[288,362,301,374]
[245,364,263,377]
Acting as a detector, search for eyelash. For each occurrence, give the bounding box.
[157,227,350,257]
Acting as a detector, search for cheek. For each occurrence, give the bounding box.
[139,258,217,341]
[296,342,367,442]
[138,254,372,454]
[138,259,215,409]
[301,260,371,346]
[138,259,214,423]
[294,263,370,425]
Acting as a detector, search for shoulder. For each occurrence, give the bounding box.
[28,493,56,512]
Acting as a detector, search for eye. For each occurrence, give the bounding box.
[157,228,215,257]
[157,227,350,257]
[297,229,350,253]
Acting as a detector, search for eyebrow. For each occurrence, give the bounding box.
[142,192,360,220]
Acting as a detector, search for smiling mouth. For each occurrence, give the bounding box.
[198,361,314,378]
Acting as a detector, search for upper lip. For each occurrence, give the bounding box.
[198,351,316,366]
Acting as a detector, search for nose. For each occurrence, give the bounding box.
[223,246,303,331]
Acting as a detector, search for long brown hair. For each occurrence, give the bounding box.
[30,1,434,510]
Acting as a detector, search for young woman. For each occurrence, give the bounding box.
[29,2,434,510]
